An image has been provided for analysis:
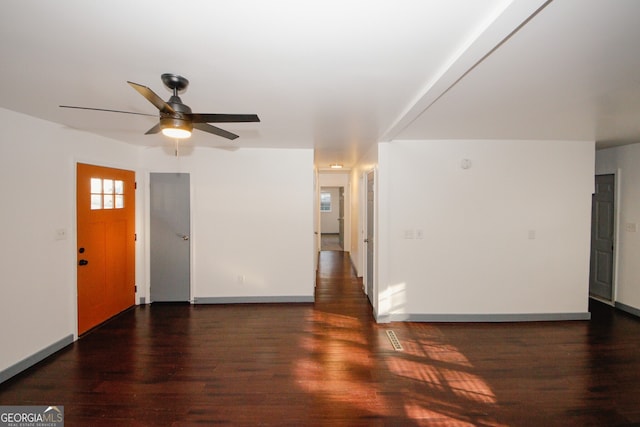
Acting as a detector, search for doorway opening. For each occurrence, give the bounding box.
[320,186,344,251]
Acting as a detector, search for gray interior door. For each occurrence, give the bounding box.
[338,187,345,249]
[150,173,190,302]
[589,174,615,301]
[366,172,374,304]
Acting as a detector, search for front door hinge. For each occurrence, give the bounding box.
[135,182,137,190]
[135,233,137,241]
[135,285,137,293]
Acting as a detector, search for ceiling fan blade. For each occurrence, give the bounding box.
[59,105,156,117]
[127,81,175,114]
[189,113,260,123]
[145,123,161,134]
[193,123,239,140]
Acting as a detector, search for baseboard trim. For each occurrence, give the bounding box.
[194,296,314,304]
[386,312,591,323]
[373,307,391,324]
[615,301,640,318]
[0,334,74,384]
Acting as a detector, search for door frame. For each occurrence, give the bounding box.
[319,186,344,250]
[316,172,351,252]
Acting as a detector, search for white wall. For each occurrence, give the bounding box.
[376,139,594,319]
[141,146,314,300]
[596,143,640,310]
[320,187,340,233]
[0,109,315,379]
[0,107,599,377]
[0,108,142,375]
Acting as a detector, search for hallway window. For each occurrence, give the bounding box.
[320,192,332,212]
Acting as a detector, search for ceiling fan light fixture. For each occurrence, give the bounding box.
[161,127,192,139]
[160,117,193,139]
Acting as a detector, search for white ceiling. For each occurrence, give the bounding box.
[1,0,639,167]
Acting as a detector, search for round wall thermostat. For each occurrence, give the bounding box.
[460,159,472,169]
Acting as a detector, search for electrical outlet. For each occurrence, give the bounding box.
[404,229,415,239]
[625,223,638,232]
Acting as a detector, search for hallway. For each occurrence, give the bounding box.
[1,252,640,425]
[320,233,343,251]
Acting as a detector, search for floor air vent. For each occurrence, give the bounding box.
[385,330,404,351]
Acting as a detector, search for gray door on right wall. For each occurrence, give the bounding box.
[589,174,615,301]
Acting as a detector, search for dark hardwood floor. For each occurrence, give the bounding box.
[2,251,640,426]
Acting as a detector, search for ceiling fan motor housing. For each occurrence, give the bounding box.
[160,95,193,133]
[160,116,193,133]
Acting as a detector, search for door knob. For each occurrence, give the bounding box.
[178,234,189,241]
[78,259,89,266]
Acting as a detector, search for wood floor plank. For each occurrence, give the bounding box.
[2,250,640,425]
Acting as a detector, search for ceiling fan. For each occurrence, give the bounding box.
[60,73,260,141]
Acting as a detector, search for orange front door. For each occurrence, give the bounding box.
[77,163,135,335]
